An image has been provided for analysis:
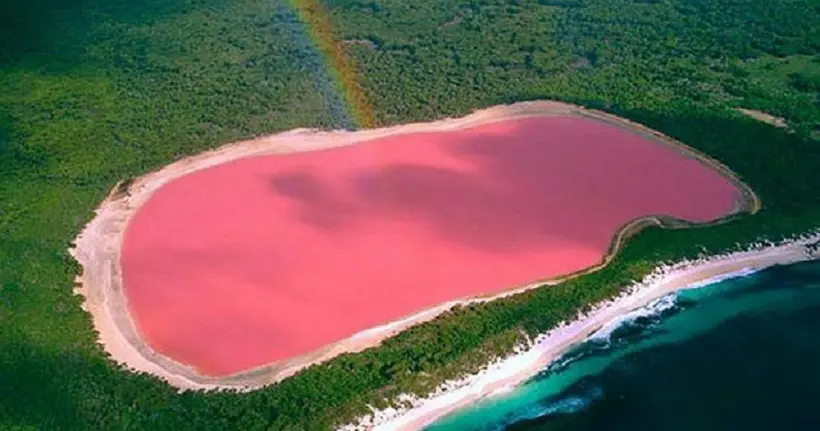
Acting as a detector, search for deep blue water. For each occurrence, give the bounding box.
[425,260,820,431]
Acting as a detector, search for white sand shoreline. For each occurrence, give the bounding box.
[339,230,820,431]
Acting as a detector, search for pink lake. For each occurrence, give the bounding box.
[121,116,744,376]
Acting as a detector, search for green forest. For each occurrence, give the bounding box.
[1,0,819,429]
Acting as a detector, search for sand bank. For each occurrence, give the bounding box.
[736,108,788,128]
[69,100,759,390]
[339,231,820,431]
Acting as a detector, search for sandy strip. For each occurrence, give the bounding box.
[736,108,788,129]
[69,100,759,391]
[338,232,820,431]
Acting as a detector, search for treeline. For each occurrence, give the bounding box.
[1,0,819,429]
[335,0,819,135]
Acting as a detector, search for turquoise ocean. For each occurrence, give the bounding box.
[425,259,820,431]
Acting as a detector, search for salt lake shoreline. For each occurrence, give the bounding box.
[69,100,758,391]
[339,231,820,431]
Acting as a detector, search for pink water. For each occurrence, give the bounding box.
[121,116,743,376]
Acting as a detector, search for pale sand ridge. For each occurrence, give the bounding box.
[736,108,788,128]
[70,101,759,391]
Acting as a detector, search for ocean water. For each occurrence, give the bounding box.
[425,260,820,431]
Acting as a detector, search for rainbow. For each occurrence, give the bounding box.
[288,0,376,129]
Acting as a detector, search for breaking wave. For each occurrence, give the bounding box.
[481,384,605,431]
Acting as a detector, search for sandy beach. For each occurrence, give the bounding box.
[69,100,759,391]
[339,231,820,431]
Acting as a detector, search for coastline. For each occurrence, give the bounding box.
[339,230,820,431]
[69,100,759,391]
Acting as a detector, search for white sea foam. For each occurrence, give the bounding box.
[587,293,678,344]
[486,384,604,431]
[541,386,603,415]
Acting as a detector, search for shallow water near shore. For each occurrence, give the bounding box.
[425,259,820,431]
